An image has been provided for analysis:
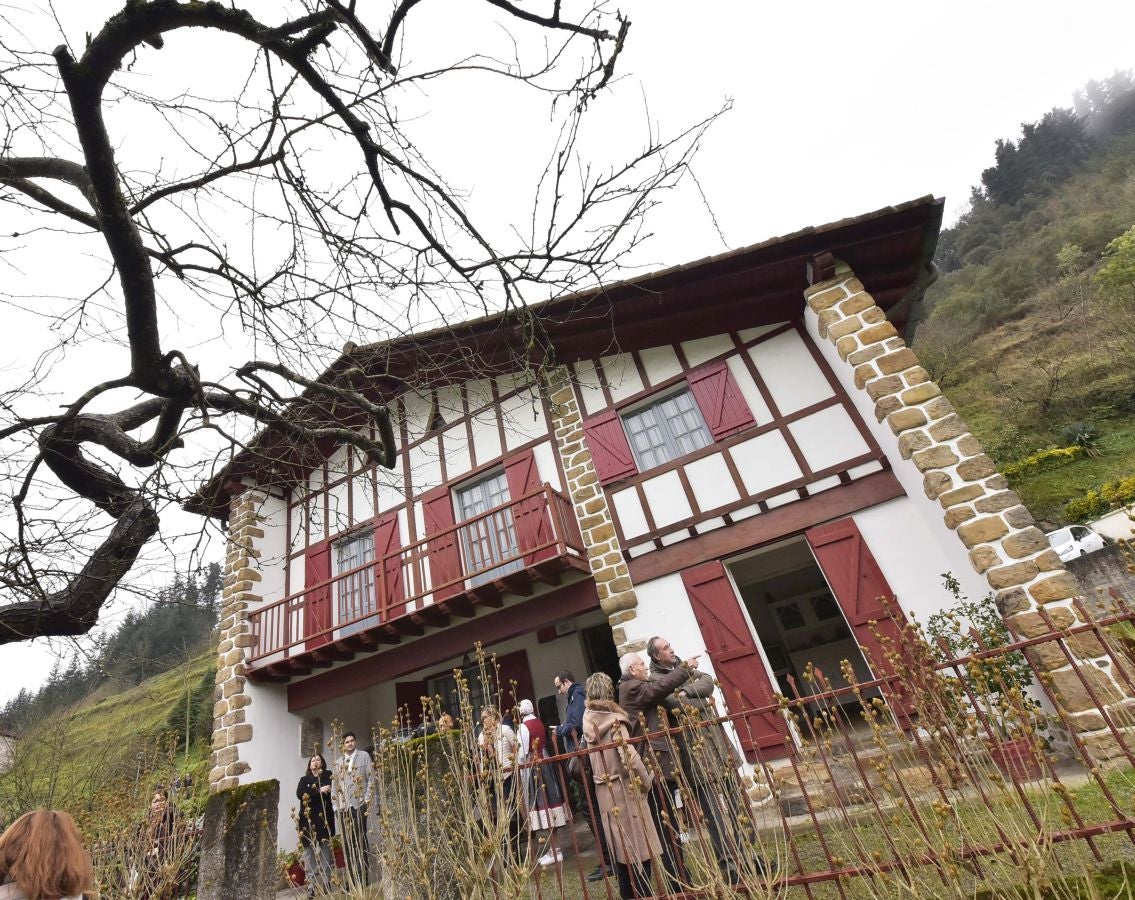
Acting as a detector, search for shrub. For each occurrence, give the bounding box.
[1059,420,1102,455]
[1002,444,1086,478]
[1065,474,1135,520]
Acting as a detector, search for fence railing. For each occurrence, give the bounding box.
[249,484,585,665]
[350,593,1135,899]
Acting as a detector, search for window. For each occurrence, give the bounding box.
[427,663,496,721]
[456,470,523,586]
[622,387,713,470]
[335,529,375,634]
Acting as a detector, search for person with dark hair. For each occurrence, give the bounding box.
[0,809,92,900]
[332,731,374,889]
[140,787,180,899]
[296,753,335,897]
[582,672,659,899]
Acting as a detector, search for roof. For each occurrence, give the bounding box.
[187,195,944,517]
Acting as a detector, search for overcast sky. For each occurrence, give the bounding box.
[3,0,1135,704]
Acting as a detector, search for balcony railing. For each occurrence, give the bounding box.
[247,484,586,676]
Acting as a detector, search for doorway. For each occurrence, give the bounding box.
[727,538,878,719]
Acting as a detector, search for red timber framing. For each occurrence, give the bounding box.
[577,321,887,556]
[288,578,600,710]
[628,468,903,584]
[248,482,586,683]
[805,518,913,723]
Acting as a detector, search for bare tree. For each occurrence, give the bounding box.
[0,1,718,644]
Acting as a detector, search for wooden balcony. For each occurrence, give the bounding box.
[246,484,588,682]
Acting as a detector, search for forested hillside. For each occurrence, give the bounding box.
[914,71,1135,526]
[0,564,220,735]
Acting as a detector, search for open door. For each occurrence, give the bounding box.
[683,561,792,761]
[806,518,912,723]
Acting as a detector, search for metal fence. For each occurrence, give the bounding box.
[341,594,1135,898]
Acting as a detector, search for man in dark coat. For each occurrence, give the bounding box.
[647,635,744,882]
[618,650,698,892]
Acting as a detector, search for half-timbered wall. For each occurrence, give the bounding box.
[279,373,563,611]
[573,322,887,558]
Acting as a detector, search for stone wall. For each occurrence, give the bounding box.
[1065,545,1135,611]
[544,367,640,652]
[197,779,279,900]
[805,261,1135,761]
[208,489,264,792]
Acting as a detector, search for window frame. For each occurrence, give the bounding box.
[333,527,376,633]
[619,384,714,472]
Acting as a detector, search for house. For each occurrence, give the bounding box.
[189,197,1129,849]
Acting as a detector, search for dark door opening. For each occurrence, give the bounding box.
[729,539,877,720]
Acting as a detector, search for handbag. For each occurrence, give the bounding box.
[566,738,587,782]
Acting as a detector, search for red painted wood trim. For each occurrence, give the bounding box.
[626,470,903,583]
[287,577,601,710]
[795,320,882,455]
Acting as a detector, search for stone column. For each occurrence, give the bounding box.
[208,488,264,792]
[805,261,1134,760]
[196,779,279,900]
[544,367,640,651]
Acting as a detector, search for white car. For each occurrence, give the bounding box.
[1046,525,1107,561]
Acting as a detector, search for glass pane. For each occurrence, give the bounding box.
[776,602,806,631]
[457,471,522,586]
[811,593,841,622]
[625,404,670,469]
[336,531,375,634]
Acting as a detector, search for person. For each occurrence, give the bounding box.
[618,649,699,892]
[332,731,373,889]
[0,809,93,900]
[582,672,660,899]
[647,635,749,884]
[554,671,611,882]
[516,699,568,867]
[296,753,336,897]
[477,706,522,861]
[437,711,455,732]
[139,787,181,899]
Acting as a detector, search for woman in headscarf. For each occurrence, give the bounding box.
[516,699,569,866]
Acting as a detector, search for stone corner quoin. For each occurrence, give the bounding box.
[805,260,1134,762]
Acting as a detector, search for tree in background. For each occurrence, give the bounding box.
[0,2,716,645]
[980,109,1094,207]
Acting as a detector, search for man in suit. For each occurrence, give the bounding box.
[332,730,374,888]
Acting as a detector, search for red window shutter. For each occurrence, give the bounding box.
[374,511,406,621]
[503,449,556,565]
[687,360,756,440]
[806,518,912,724]
[422,485,462,602]
[682,561,792,760]
[303,542,332,651]
[494,649,535,720]
[582,409,636,484]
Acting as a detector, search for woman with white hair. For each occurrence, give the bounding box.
[517,698,569,866]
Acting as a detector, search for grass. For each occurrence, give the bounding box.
[1010,422,1135,525]
[0,651,214,827]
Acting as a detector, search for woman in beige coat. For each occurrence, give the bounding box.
[582,672,660,899]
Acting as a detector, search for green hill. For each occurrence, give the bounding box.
[913,74,1135,527]
[0,651,215,830]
